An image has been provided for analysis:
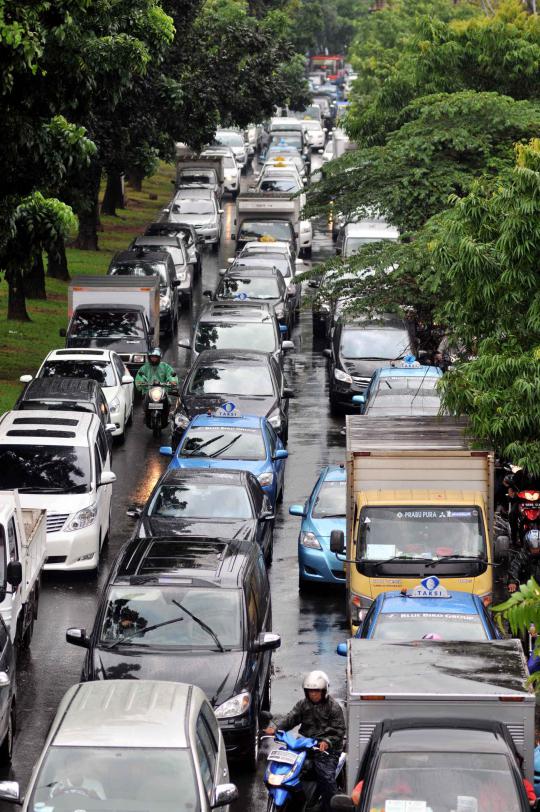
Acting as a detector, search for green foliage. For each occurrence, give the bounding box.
[493,577,540,636]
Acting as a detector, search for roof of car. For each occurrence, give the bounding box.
[111,250,170,264]
[0,409,95,445]
[199,302,274,323]
[52,681,194,748]
[242,241,291,253]
[344,220,399,241]
[379,725,510,755]
[21,377,101,401]
[378,590,481,616]
[376,366,443,378]
[174,188,214,199]
[194,349,272,365]
[225,267,281,279]
[132,236,180,248]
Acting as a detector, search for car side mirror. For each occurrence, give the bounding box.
[66,627,90,649]
[283,387,294,398]
[121,373,134,384]
[218,268,227,275]
[273,449,288,460]
[212,783,239,808]
[172,280,180,288]
[6,561,22,589]
[99,471,117,486]
[218,209,224,215]
[59,328,67,338]
[330,529,345,554]
[336,642,347,657]
[289,504,306,517]
[282,340,294,352]
[352,394,365,406]
[126,505,142,518]
[254,632,281,653]
[0,672,10,688]
[159,445,173,456]
[330,795,355,811]
[19,374,33,384]
[322,348,332,358]
[203,290,213,298]
[262,510,275,522]
[0,781,21,805]
[162,208,170,215]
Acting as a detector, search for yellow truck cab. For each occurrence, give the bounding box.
[331,416,494,633]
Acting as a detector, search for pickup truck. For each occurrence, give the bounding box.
[0,492,46,649]
[338,638,535,812]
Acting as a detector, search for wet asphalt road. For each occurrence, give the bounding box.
[3,156,351,808]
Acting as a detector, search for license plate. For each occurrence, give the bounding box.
[148,403,164,409]
[267,749,297,765]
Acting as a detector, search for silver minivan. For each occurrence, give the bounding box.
[0,680,237,811]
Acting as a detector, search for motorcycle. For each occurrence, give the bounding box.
[142,381,177,438]
[262,730,346,811]
[516,490,540,548]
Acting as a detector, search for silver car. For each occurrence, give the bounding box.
[0,680,237,811]
[164,193,223,252]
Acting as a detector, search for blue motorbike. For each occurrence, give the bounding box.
[263,730,346,811]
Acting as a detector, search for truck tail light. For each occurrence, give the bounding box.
[499,696,524,702]
[360,695,385,701]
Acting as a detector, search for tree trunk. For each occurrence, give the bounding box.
[101,171,125,215]
[25,253,47,299]
[126,167,144,192]
[7,268,30,321]
[47,236,70,281]
[74,159,101,250]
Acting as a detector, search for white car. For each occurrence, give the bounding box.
[0,680,237,811]
[256,168,313,258]
[215,129,247,172]
[202,147,240,197]
[0,410,115,572]
[301,119,326,151]
[21,348,134,439]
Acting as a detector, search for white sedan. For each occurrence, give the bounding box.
[301,119,326,151]
[22,348,134,440]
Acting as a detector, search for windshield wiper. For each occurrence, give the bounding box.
[172,599,225,652]
[373,556,429,573]
[183,434,225,457]
[209,434,242,458]
[425,555,486,567]
[103,614,187,649]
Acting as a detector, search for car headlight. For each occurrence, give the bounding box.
[215,692,251,719]
[133,355,146,364]
[258,472,274,488]
[66,503,97,532]
[300,531,322,550]
[174,413,190,428]
[268,410,281,429]
[334,368,352,384]
[109,396,120,412]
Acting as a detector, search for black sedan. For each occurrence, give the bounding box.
[171,349,293,446]
[211,267,294,336]
[128,467,275,563]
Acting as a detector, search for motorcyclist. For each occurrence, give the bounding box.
[263,670,345,812]
[507,530,540,593]
[135,348,178,394]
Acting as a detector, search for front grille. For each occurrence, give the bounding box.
[46,514,69,533]
[46,555,67,565]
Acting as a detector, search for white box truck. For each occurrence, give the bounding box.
[232,193,300,254]
[0,492,46,649]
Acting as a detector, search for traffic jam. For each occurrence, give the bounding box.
[0,53,539,812]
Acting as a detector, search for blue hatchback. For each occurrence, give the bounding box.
[289,465,346,589]
[160,412,288,507]
[337,581,501,654]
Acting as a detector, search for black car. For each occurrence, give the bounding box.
[107,250,180,334]
[211,267,294,335]
[129,467,275,563]
[15,376,111,429]
[323,316,414,410]
[171,349,293,446]
[144,221,202,276]
[66,536,280,769]
[180,301,293,366]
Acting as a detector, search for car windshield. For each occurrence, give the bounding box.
[344,236,388,256]
[235,257,291,278]
[359,506,486,561]
[27,745,198,812]
[20,400,97,416]
[218,277,281,301]
[195,322,276,353]
[216,131,244,147]
[0,445,91,493]
[312,480,346,518]
[40,361,116,387]
[189,364,275,396]
[259,178,299,193]
[150,482,252,520]
[376,376,440,395]
[109,262,167,291]
[366,752,521,812]
[69,310,145,339]
[171,200,215,215]
[366,394,442,416]
[372,612,488,641]
[180,426,266,461]
[238,221,292,243]
[340,327,410,360]
[303,121,321,131]
[270,134,302,149]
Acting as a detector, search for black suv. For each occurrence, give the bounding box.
[15,377,111,430]
[107,250,180,334]
[66,536,280,770]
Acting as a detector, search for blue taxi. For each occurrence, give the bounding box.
[160,409,288,507]
[289,465,346,590]
[352,363,443,416]
[337,577,501,653]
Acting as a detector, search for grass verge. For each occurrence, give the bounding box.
[0,163,175,413]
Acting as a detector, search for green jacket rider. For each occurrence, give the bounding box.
[135,348,178,393]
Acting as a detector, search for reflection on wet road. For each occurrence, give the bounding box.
[4,157,351,809]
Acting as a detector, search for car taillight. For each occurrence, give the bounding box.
[524,509,540,521]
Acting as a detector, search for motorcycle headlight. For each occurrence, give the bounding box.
[334,368,352,384]
[149,386,163,403]
[300,531,322,550]
[66,503,97,532]
[258,472,274,488]
[109,397,120,412]
[268,410,281,430]
[174,413,190,428]
[215,692,251,719]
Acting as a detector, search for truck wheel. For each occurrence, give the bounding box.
[0,702,15,765]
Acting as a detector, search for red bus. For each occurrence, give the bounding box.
[309,55,345,82]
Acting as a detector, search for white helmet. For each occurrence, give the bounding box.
[303,670,330,698]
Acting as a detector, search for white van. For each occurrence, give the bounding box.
[0,411,115,572]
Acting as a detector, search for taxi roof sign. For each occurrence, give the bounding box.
[407,576,450,599]
[214,401,242,417]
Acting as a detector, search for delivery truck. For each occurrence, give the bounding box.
[331,416,494,632]
[0,492,46,649]
[341,638,535,810]
[62,276,160,372]
[232,193,300,254]
[175,156,224,201]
